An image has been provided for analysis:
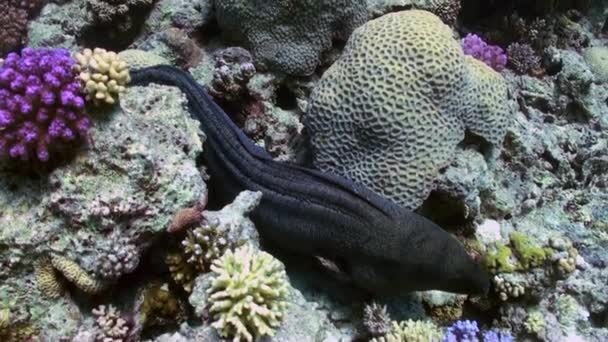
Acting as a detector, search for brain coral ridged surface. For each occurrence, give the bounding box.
[215,0,367,76]
[305,10,510,209]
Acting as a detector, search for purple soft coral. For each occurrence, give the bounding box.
[443,320,480,342]
[461,33,507,71]
[0,48,90,162]
[443,320,513,342]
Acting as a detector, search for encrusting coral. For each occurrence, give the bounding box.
[0,3,28,56]
[207,244,289,342]
[215,0,368,76]
[86,0,156,37]
[0,48,90,163]
[50,254,107,294]
[306,10,510,209]
[34,256,64,298]
[75,48,131,106]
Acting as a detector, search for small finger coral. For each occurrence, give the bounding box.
[75,48,130,106]
[207,245,290,342]
[0,48,90,163]
[92,304,131,342]
[370,319,442,342]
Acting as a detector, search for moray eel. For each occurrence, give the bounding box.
[131,65,490,295]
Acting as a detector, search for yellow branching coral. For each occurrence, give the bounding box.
[34,256,63,299]
[75,48,130,105]
[371,320,443,342]
[207,245,289,342]
[165,251,197,293]
[50,254,107,294]
[0,308,9,331]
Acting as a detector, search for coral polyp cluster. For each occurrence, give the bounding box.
[75,48,130,106]
[0,48,90,163]
[461,33,508,71]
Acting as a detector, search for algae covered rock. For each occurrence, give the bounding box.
[215,0,368,76]
[0,83,206,340]
[305,10,510,209]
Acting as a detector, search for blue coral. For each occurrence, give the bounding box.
[443,320,513,342]
[0,48,90,162]
[443,320,480,342]
[461,33,507,71]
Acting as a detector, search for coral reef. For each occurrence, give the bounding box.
[215,0,368,75]
[166,191,261,293]
[85,0,156,42]
[1,0,608,340]
[75,48,131,106]
[206,245,290,342]
[306,10,510,209]
[0,48,89,163]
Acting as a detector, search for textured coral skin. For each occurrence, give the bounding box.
[305,10,510,209]
[0,3,28,56]
[461,33,508,71]
[215,0,367,76]
[0,48,90,163]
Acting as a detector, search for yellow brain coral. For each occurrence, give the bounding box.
[75,48,130,105]
[305,10,510,209]
[207,245,289,342]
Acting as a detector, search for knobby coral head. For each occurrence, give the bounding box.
[0,48,91,163]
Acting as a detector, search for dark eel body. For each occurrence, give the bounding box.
[131,65,490,295]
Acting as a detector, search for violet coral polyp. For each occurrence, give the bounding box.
[461,33,507,71]
[0,48,91,162]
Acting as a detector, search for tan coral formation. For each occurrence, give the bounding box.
[305,10,510,209]
[75,48,130,105]
[50,254,107,294]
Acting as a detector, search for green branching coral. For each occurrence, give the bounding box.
[509,232,551,269]
[482,243,516,273]
[371,320,443,342]
[207,245,290,342]
[50,254,108,294]
[524,310,546,337]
